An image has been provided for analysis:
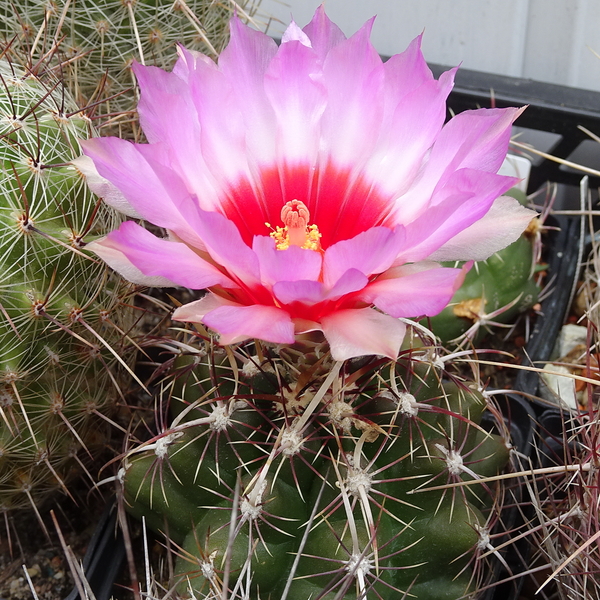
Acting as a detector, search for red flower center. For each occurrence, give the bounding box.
[220,163,391,249]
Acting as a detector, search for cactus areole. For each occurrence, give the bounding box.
[77,6,535,361]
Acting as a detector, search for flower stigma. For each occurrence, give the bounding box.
[268,199,321,251]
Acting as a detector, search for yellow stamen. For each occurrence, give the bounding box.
[269,200,322,251]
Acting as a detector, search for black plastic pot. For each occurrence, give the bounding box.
[65,504,125,600]
[515,213,583,402]
[535,408,580,471]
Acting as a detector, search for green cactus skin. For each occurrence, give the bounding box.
[0,0,262,136]
[0,59,135,512]
[121,334,511,599]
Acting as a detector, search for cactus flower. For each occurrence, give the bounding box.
[77,7,534,361]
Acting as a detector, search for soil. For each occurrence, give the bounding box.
[0,491,109,600]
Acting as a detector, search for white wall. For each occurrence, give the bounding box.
[260,0,600,92]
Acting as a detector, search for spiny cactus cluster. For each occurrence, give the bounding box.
[0,58,135,514]
[121,330,513,599]
[0,0,262,136]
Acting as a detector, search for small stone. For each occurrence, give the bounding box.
[556,324,588,358]
[26,564,40,578]
[540,363,577,409]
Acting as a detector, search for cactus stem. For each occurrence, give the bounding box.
[172,529,223,596]
[453,293,528,346]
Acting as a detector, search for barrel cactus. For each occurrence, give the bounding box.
[0,58,135,513]
[121,333,511,599]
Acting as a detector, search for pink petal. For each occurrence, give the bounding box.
[80,138,205,248]
[133,62,222,212]
[320,18,384,167]
[172,293,237,322]
[272,268,369,305]
[447,107,526,174]
[302,5,347,59]
[186,53,257,196]
[172,45,216,80]
[429,195,536,261]
[325,268,369,301]
[365,70,456,197]
[174,295,294,345]
[382,34,434,105]
[193,208,260,285]
[253,236,322,286]
[264,34,327,164]
[85,241,176,288]
[323,226,405,288]
[72,155,141,219]
[204,304,295,345]
[272,280,324,305]
[362,263,467,317]
[133,61,191,144]
[218,16,278,164]
[221,16,278,79]
[397,169,517,262]
[281,20,312,46]
[392,106,524,225]
[86,221,232,289]
[320,308,406,361]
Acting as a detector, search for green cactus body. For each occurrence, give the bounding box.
[0,59,134,511]
[0,0,261,135]
[122,335,511,599]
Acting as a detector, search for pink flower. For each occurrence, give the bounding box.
[76,7,534,361]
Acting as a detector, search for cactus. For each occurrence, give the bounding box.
[0,57,135,515]
[0,0,262,136]
[120,331,512,599]
[424,190,541,345]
